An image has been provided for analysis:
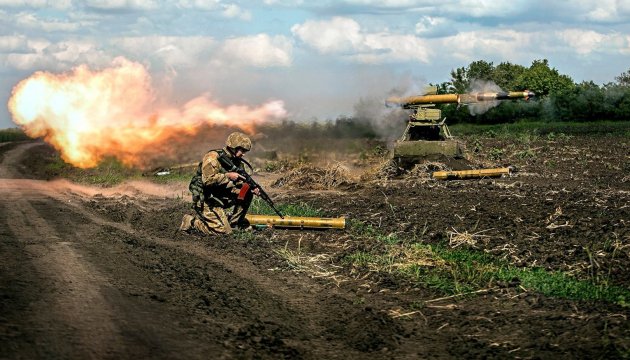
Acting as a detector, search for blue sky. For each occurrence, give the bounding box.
[2,0,630,128]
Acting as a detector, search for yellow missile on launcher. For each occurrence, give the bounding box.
[386,90,535,108]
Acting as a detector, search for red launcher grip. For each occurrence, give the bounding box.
[237,183,251,200]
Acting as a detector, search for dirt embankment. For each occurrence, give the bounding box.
[1,137,629,359]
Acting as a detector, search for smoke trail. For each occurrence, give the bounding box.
[467,79,503,115]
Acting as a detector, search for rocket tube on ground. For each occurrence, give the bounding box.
[245,214,346,229]
[432,167,511,180]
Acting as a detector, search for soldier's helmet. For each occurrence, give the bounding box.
[225,132,252,151]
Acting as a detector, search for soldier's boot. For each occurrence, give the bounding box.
[179,214,195,233]
[233,217,252,231]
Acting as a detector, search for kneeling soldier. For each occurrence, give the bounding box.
[180,132,259,235]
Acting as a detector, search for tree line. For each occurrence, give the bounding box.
[260,59,630,141]
[434,59,630,124]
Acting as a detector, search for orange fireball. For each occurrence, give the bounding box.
[8,57,287,168]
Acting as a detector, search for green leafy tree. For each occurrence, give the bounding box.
[448,60,495,93]
[615,68,630,87]
[603,82,630,119]
[449,66,468,93]
[554,81,605,121]
[514,59,575,96]
[492,62,527,90]
[467,60,494,82]
[429,81,451,94]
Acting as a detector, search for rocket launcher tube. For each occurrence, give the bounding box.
[245,214,346,229]
[432,167,511,180]
[386,90,534,108]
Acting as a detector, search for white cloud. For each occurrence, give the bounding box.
[84,0,158,11]
[175,0,251,19]
[15,12,84,32]
[414,15,457,37]
[356,33,430,63]
[292,17,430,63]
[437,0,523,18]
[291,17,362,54]
[557,29,628,55]
[0,35,30,53]
[48,41,107,64]
[0,0,72,9]
[342,0,434,6]
[2,39,110,71]
[441,29,534,61]
[415,16,444,34]
[115,36,216,67]
[216,34,292,67]
[262,0,304,5]
[221,3,251,21]
[570,0,629,22]
[176,0,221,10]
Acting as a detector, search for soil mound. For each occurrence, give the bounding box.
[271,164,356,190]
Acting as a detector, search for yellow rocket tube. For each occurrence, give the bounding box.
[386,91,535,107]
[432,167,511,180]
[245,214,346,229]
[386,94,459,106]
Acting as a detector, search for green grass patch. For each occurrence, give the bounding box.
[45,156,142,186]
[344,222,630,306]
[149,172,194,184]
[0,128,29,142]
[249,197,323,217]
[43,153,195,186]
[451,120,630,138]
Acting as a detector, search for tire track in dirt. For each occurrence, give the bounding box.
[0,141,40,179]
[57,193,407,357]
[1,196,125,358]
[0,184,226,358]
[0,162,400,358]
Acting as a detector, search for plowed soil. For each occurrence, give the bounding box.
[1,134,629,359]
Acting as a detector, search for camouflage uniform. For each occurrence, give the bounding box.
[180,132,253,235]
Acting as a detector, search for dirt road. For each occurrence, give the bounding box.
[1,140,629,359]
[0,142,417,359]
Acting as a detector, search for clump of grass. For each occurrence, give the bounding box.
[232,229,256,242]
[274,238,336,277]
[349,218,378,237]
[447,228,491,248]
[488,147,504,160]
[68,157,141,186]
[514,148,537,159]
[274,239,305,270]
[343,221,630,305]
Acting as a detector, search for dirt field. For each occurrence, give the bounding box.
[1,134,629,359]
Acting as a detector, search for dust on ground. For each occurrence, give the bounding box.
[1,134,629,359]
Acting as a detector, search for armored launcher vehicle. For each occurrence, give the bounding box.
[386,87,534,167]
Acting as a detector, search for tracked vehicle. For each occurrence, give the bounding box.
[386,87,534,167]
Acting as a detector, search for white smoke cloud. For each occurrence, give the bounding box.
[467,79,503,115]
